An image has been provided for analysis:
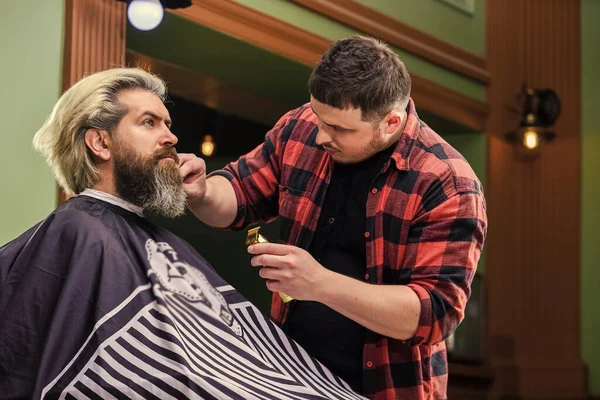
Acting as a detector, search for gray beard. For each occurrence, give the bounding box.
[113,146,187,218]
[144,164,187,218]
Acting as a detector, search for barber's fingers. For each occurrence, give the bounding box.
[250,254,296,270]
[177,153,208,203]
[247,243,298,256]
[258,266,292,281]
[178,153,206,183]
[178,152,199,163]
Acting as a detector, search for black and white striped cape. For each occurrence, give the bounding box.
[42,283,365,400]
[0,196,366,400]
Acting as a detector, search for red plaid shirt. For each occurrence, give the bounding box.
[212,99,487,399]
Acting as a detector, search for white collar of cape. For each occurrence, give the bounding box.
[79,188,144,217]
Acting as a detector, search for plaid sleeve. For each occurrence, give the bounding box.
[404,183,487,346]
[208,111,293,231]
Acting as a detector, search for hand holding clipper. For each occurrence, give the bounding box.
[246,227,294,303]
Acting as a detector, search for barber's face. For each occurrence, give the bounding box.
[110,89,186,217]
[310,96,385,164]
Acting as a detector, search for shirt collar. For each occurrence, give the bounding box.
[389,98,420,172]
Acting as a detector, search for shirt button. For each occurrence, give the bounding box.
[328,217,335,224]
[366,361,374,368]
[364,231,370,238]
[364,273,370,280]
[371,188,378,194]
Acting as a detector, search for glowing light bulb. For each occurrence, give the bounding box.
[201,135,215,157]
[128,0,164,31]
[523,129,539,150]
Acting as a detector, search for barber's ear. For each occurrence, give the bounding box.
[84,129,112,161]
[382,111,404,136]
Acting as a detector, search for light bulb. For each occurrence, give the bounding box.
[201,135,215,157]
[523,129,539,150]
[128,0,164,31]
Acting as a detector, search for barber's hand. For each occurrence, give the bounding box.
[248,243,332,301]
[178,153,207,202]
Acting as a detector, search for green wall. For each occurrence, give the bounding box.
[581,0,600,395]
[220,0,485,101]
[354,0,485,57]
[0,1,63,246]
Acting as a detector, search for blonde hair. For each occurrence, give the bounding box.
[33,67,167,195]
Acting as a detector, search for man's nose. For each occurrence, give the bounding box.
[160,128,178,147]
[315,126,332,146]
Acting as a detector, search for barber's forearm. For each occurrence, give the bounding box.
[315,271,421,341]
[187,176,238,228]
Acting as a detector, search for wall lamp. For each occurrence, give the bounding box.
[506,84,561,154]
[201,135,215,157]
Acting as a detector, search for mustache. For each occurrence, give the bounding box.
[153,147,179,164]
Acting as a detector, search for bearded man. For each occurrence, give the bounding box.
[0,68,366,400]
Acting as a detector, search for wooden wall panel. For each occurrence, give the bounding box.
[63,0,126,91]
[59,0,126,203]
[486,0,585,398]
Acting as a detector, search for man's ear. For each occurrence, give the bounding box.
[84,128,112,161]
[382,110,405,136]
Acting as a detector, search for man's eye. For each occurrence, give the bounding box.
[143,119,154,127]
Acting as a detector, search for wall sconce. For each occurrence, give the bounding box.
[201,135,215,157]
[506,85,561,154]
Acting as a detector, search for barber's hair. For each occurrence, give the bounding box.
[309,35,411,122]
[33,67,167,195]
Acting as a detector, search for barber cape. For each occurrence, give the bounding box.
[0,195,365,400]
